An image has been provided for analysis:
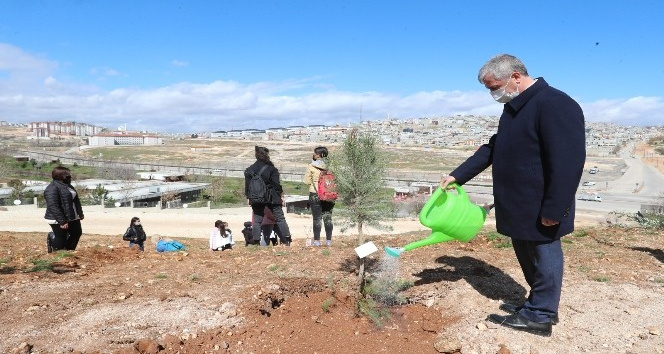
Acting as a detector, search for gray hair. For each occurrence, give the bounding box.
[477,54,529,83]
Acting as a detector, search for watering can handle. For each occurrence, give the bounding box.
[442,182,469,201]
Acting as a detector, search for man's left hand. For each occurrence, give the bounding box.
[541,217,559,226]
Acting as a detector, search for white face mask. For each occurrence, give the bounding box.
[490,77,520,103]
[134,221,141,226]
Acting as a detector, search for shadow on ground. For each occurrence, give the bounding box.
[630,246,664,264]
[412,255,527,303]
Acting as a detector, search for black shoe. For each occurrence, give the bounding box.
[487,313,552,337]
[499,303,559,325]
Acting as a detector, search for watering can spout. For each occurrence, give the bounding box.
[385,246,404,258]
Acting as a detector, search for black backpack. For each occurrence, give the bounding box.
[246,165,270,204]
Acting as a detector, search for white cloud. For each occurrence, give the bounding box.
[0,43,661,132]
[171,59,189,67]
[90,67,125,79]
[0,43,58,94]
[44,76,57,86]
[581,97,664,126]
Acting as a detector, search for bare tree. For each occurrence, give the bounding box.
[101,165,136,180]
[8,179,27,200]
[205,177,226,203]
[160,188,180,209]
[99,166,137,204]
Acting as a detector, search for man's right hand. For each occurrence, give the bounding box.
[440,176,457,189]
[59,222,69,230]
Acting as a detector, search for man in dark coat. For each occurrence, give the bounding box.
[441,54,586,336]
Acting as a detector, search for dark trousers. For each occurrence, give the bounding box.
[309,192,334,241]
[48,220,83,251]
[511,238,563,323]
[129,241,145,251]
[261,224,281,245]
[251,204,291,244]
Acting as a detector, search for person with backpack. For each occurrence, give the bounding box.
[44,166,84,252]
[244,146,293,246]
[122,217,147,251]
[304,146,335,246]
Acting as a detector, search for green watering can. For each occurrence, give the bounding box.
[385,184,488,257]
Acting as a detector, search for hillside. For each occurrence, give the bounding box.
[1,226,663,354]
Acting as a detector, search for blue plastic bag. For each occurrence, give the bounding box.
[156,240,186,252]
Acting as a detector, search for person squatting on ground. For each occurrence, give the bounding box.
[44,166,85,252]
[241,221,254,246]
[244,146,293,246]
[210,220,234,251]
[440,54,585,336]
[304,146,334,246]
[122,217,147,251]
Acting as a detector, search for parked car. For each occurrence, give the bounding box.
[589,167,599,174]
[578,193,602,202]
[582,181,596,186]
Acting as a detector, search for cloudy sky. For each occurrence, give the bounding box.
[1,0,662,133]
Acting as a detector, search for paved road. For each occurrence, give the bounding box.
[585,143,664,213]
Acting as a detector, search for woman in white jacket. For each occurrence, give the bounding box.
[210,220,234,251]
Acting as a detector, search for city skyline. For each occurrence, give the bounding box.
[1,1,663,133]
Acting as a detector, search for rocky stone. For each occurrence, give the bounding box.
[134,339,162,354]
[497,344,511,354]
[220,302,237,317]
[161,334,182,349]
[13,342,32,354]
[433,337,462,353]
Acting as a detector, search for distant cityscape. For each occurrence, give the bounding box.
[1,116,663,150]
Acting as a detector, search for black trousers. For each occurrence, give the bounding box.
[48,220,83,251]
[309,192,334,241]
[251,204,291,244]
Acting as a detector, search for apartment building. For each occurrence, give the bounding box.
[29,121,104,138]
[89,133,163,146]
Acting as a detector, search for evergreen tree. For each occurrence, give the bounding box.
[327,129,394,291]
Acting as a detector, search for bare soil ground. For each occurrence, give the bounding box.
[1,226,663,354]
